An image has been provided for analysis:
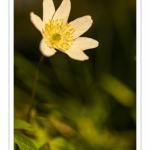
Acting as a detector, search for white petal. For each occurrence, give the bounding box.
[64,44,89,61]
[69,16,93,38]
[40,39,57,57]
[74,37,99,51]
[43,0,55,23]
[30,12,43,33]
[53,0,71,23]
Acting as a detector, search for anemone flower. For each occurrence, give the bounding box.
[30,0,99,61]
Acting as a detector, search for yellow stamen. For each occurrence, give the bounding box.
[42,19,75,51]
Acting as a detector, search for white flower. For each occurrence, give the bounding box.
[30,0,99,61]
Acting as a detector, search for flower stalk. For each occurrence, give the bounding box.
[26,55,44,122]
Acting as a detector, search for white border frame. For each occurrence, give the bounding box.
[137,0,141,149]
[142,0,150,149]
[0,0,9,149]
[9,0,14,149]
[6,0,144,149]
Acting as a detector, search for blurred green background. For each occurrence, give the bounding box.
[14,0,136,149]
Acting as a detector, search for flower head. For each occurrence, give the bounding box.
[30,0,99,61]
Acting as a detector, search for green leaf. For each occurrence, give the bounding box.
[38,143,50,150]
[14,118,35,132]
[51,137,75,150]
[14,131,37,150]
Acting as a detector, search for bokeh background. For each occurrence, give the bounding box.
[14,0,136,149]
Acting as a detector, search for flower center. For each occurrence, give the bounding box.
[42,19,76,51]
[52,33,61,41]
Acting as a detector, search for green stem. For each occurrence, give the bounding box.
[26,55,44,122]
